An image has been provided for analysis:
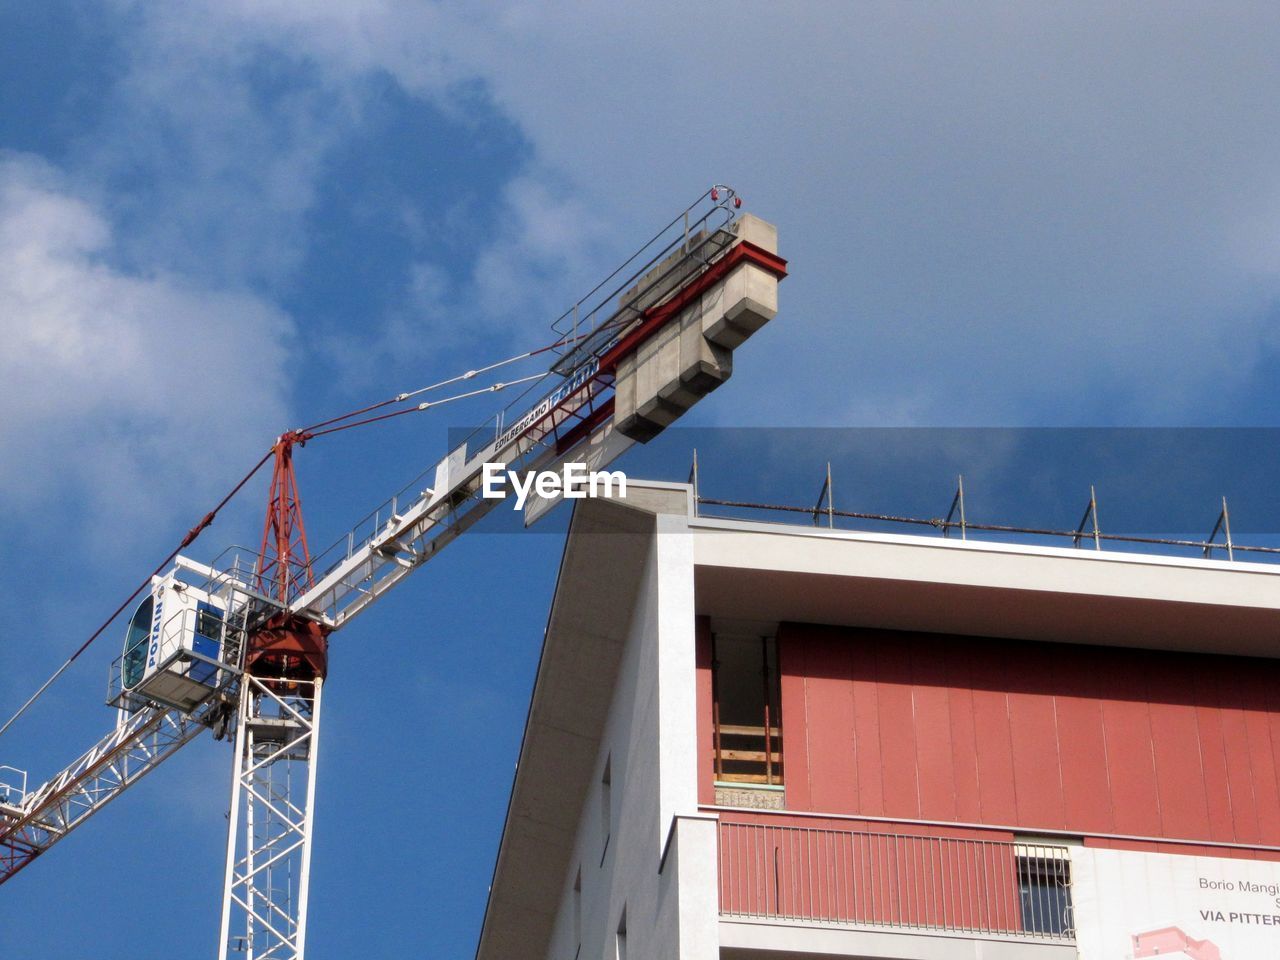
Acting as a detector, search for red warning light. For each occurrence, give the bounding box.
[711,187,719,201]
[734,197,742,208]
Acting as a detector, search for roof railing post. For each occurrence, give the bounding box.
[1205,497,1234,560]
[1074,486,1100,550]
[1223,496,1234,561]
[827,462,834,529]
[688,449,700,517]
[811,465,832,527]
[944,475,966,540]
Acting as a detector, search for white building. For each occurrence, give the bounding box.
[476,481,1280,960]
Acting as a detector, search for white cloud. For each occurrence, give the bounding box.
[318,172,615,394]
[140,0,1280,424]
[10,0,1278,524]
[444,3,1280,424]
[0,155,293,546]
[84,15,362,288]
[470,175,613,321]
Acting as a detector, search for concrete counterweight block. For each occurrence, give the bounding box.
[613,348,641,437]
[662,300,732,409]
[617,296,737,442]
[703,214,779,350]
[613,357,659,442]
[615,213,779,443]
[616,311,682,442]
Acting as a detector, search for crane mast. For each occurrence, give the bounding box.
[218,674,323,959]
[0,188,787,959]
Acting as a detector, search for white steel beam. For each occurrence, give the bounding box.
[218,675,322,960]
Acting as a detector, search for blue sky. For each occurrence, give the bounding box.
[4,3,1280,957]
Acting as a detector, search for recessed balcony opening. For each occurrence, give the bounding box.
[712,633,783,806]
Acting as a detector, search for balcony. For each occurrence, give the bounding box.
[717,820,1075,950]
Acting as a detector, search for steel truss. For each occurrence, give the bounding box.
[218,675,323,960]
[0,703,209,882]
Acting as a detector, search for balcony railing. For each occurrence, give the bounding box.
[718,821,1074,942]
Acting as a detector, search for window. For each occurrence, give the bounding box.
[1017,852,1073,936]
[572,869,581,959]
[122,596,154,688]
[711,634,782,785]
[600,754,612,863]
[190,603,224,684]
[615,906,627,960]
[194,606,223,641]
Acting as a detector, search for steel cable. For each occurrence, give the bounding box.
[0,362,553,737]
[0,450,273,741]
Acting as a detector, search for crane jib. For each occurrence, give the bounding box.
[2,189,788,960]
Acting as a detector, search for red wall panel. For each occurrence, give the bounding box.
[942,646,982,823]
[695,617,715,806]
[1267,681,1280,827]
[1051,659,1114,834]
[802,630,858,812]
[1213,658,1262,844]
[1241,667,1280,842]
[771,623,1280,847]
[1006,641,1067,830]
[777,636,812,810]
[1194,666,1237,843]
[851,655,885,816]
[1097,649,1162,837]
[872,640,921,819]
[1146,655,1211,839]
[910,636,958,822]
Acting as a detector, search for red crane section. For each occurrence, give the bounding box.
[252,430,329,683]
[258,429,316,605]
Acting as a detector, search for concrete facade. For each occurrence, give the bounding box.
[475,482,1280,960]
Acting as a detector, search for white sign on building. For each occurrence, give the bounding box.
[1070,846,1280,960]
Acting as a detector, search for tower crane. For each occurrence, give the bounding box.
[0,187,787,959]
